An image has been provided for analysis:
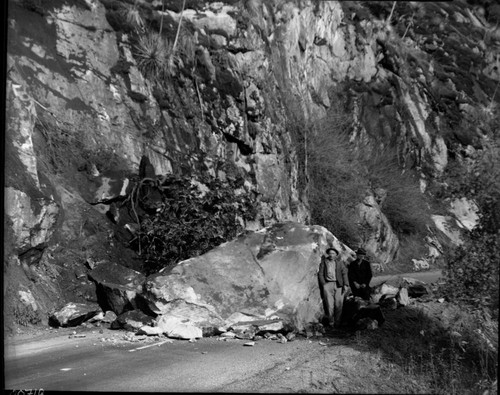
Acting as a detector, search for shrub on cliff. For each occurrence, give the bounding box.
[306,106,431,247]
[130,174,256,274]
[439,142,500,313]
[365,149,431,235]
[133,32,171,81]
[440,231,499,312]
[307,121,367,245]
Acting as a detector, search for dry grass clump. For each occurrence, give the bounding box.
[121,1,145,33]
[392,234,430,270]
[131,0,194,81]
[176,27,197,69]
[306,100,431,248]
[134,32,167,78]
[307,123,367,245]
[363,147,431,236]
[354,302,498,394]
[35,115,84,173]
[134,32,175,81]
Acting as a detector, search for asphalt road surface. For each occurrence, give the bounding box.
[4,270,443,392]
[372,269,443,287]
[4,329,329,392]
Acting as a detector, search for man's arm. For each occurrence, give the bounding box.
[341,262,349,289]
[365,260,373,284]
[318,257,325,285]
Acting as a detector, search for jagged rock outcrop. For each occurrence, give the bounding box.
[5,82,60,256]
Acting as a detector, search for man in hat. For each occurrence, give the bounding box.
[348,248,373,301]
[318,247,350,328]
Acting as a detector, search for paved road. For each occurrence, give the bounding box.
[4,329,326,392]
[371,269,443,287]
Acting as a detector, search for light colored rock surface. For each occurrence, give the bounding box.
[449,197,480,231]
[49,302,101,327]
[4,187,59,253]
[156,316,203,340]
[136,326,163,336]
[371,283,400,304]
[432,215,464,246]
[6,82,40,188]
[396,288,410,306]
[356,195,399,265]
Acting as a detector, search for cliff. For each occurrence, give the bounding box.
[4,0,499,330]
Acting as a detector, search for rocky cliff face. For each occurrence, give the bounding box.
[4,0,498,330]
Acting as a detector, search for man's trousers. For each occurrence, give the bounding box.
[320,281,344,326]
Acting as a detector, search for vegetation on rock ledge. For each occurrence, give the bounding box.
[128,173,256,275]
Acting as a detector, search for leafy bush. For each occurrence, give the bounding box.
[467,145,500,234]
[357,303,497,393]
[440,231,499,311]
[13,304,41,326]
[121,1,145,33]
[131,174,256,274]
[439,141,500,313]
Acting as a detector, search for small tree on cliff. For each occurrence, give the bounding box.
[439,142,500,314]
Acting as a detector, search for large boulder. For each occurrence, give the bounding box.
[88,261,145,315]
[142,222,355,331]
[49,302,101,327]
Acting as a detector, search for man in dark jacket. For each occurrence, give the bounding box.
[348,248,373,301]
[318,247,350,328]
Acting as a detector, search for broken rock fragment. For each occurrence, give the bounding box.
[136,326,163,336]
[88,261,145,315]
[111,310,154,331]
[230,323,257,340]
[49,302,101,327]
[156,316,203,340]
